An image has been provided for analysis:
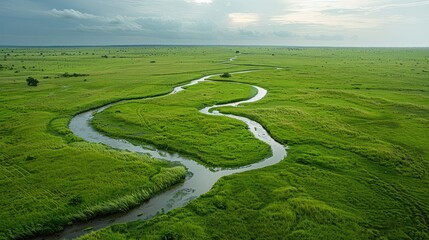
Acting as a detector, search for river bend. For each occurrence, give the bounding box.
[40,71,287,239]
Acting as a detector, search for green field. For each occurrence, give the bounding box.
[0,47,247,239]
[91,81,271,167]
[1,47,429,239]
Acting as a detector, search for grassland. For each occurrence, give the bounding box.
[1,47,428,240]
[79,48,429,239]
[0,47,249,239]
[91,81,271,167]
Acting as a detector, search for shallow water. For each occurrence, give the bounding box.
[37,71,287,239]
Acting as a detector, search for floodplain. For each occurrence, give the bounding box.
[0,47,428,239]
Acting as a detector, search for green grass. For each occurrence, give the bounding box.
[1,47,429,240]
[79,47,428,240]
[91,81,271,167]
[0,46,248,239]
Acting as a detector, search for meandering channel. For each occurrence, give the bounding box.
[41,71,287,239]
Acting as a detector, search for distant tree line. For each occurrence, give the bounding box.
[61,72,89,77]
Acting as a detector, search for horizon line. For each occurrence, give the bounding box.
[1,44,428,49]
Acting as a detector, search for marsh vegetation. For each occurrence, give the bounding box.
[0,47,428,239]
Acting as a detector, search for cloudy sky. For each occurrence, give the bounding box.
[1,0,428,46]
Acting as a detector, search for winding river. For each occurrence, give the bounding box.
[40,71,287,239]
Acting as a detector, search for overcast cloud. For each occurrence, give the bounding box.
[0,0,428,46]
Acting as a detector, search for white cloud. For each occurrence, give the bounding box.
[30,1,428,46]
[229,13,260,24]
[271,11,380,29]
[304,34,344,41]
[106,16,143,31]
[48,9,184,32]
[185,0,213,4]
[270,0,423,29]
[49,9,97,20]
[363,1,429,12]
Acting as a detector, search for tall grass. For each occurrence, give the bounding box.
[79,47,428,240]
[0,46,249,239]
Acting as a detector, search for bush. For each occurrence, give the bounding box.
[220,72,231,78]
[62,72,89,77]
[26,77,39,86]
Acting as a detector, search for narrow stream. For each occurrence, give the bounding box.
[38,71,287,239]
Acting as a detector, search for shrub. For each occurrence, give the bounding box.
[62,72,89,77]
[220,72,231,78]
[26,77,39,86]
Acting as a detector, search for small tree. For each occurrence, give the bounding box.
[26,77,39,86]
[220,72,231,78]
